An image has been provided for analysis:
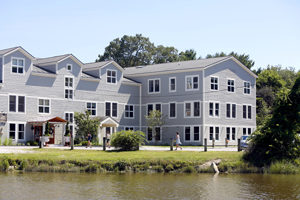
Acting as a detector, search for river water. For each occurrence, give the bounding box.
[0,172,299,200]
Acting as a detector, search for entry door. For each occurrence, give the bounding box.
[34,126,43,142]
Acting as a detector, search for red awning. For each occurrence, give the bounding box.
[28,116,67,124]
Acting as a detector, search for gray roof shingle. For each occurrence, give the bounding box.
[81,72,99,80]
[32,65,56,75]
[33,54,71,66]
[124,57,230,75]
[83,61,112,70]
[0,47,19,55]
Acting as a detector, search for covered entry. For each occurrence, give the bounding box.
[95,116,119,145]
[28,116,67,145]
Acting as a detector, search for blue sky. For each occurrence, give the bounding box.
[1,0,299,70]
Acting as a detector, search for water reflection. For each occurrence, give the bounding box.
[0,173,299,200]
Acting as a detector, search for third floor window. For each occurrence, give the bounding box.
[186,75,199,91]
[11,58,25,74]
[148,79,160,93]
[107,70,117,84]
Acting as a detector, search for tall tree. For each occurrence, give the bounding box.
[179,49,197,61]
[153,45,179,64]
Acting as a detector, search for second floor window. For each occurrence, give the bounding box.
[148,79,160,93]
[9,95,25,113]
[107,70,117,84]
[105,102,117,117]
[244,82,251,94]
[169,103,176,118]
[38,99,50,113]
[147,103,161,115]
[169,77,176,92]
[209,102,219,117]
[65,77,74,99]
[65,112,74,123]
[125,105,134,118]
[11,58,24,74]
[186,75,199,91]
[228,79,235,92]
[87,102,96,116]
[226,103,236,118]
[243,105,252,119]
[210,77,218,90]
[185,101,200,118]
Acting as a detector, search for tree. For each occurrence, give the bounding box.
[206,52,255,70]
[96,34,155,67]
[178,49,197,61]
[145,110,166,142]
[244,74,300,166]
[74,110,100,144]
[152,45,179,64]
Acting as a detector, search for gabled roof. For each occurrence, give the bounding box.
[0,46,35,60]
[31,65,56,77]
[83,60,124,72]
[33,54,84,67]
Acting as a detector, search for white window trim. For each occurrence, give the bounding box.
[147,126,162,142]
[243,81,251,95]
[124,126,134,131]
[184,101,201,118]
[124,104,134,119]
[8,94,26,114]
[148,78,161,94]
[210,76,219,91]
[11,57,25,75]
[64,111,74,123]
[106,69,117,85]
[8,122,26,141]
[184,126,191,142]
[86,102,97,116]
[37,98,51,115]
[64,75,74,100]
[169,102,177,119]
[225,102,237,119]
[105,101,118,118]
[242,104,252,120]
[146,103,162,116]
[66,63,72,71]
[208,101,220,118]
[185,75,199,91]
[169,77,176,93]
[184,126,201,142]
[227,78,235,93]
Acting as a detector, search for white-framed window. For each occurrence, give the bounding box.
[227,79,235,92]
[232,127,236,140]
[248,128,252,135]
[185,75,199,91]
[243,128,252,136]
[87,102,97,116]
[9,123,25,140]
[210,76,218,90]
[244,81,251,94]
[209,126,219,140]
[147,103,161,116]
[169,102,176,118]
[226,127,236,140]
[226,127,231,140]
[125,105,134,119]
[38,99,50,114]
[105,102,118,117]
[65,112,74,123]
[185,126,191,141]
[66,64,72,71]
[194,126,200,141]
[107,69,117,84]
[184,101,200,118]
[243,105,252,119]
[9,95,25,113]
[148,79,160,93]
[169,77,176,92]
[226,103,236,118]
[147,127,161,141]
[243,128,247,136]
[65,77,74,99]
[11,57,25,74]
[125,127,134,131]
[147,127,153,141]
[209,102,219,117]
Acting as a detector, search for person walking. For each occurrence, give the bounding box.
[106,130,111,148]
[86,133,92,148]
[175,132,182,150]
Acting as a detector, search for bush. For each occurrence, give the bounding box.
[81,141,88,146]
[165,164,174,172]
[111,130,145,151]
[26,141,38,146]
[182,166,195,173]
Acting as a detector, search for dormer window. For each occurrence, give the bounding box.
[107,70,117,84]
[66,64,72,71]
[11,58,25,74]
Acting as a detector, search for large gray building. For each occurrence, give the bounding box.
[0,46,256,146]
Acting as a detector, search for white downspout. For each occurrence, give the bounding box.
[202,70,205,145]
[139,84,142,131]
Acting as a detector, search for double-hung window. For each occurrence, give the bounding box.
[105,102,117,117]
[184,101,200,118]
[147,103,161,116]
[169,77,176,92]
[147,127,153,141]
[169,103,176,118]
[11,58,25,74]
[227,79,235,92]
[65,77,74,99]
[65,112,74,136]
[38,99,50,113]
[210,77,218,90]
[186,75,199,91]
[9,95,25,113]
[209,126,219,140]
[9,123,25,140]
[194,126,200,141]
[226,127,236,140]
[244,81,251,94]
[226,103,236,118]
[148,79,160,93]
[125,105,134,119]
[185,126,200,141]
[87,102,96,116]
[107,70,117,84]
[185,127,191,141]
[209,102,219,117]
[243,105,252,119]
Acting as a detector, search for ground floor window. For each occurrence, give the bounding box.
[9,123,25,140]
[147,127,152,141]
[209,126,219,140]
[227,127,236,140]
[185,127,191,141]
[147,127,161,141]
[194,126,200,141]
[125,127,134,131]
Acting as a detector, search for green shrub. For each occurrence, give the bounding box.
[114,161,127,171]
[111,130,145,151]
[153,165,164,172]
[165,164,174,172]
[182,166,195,173]
[81,141,88,146]
[26,141,38,146]
[3,138,9,146]
[269,161,299,174]
[0,159,9,171]
[19,160,28,170]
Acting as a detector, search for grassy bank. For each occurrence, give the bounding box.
[0,149,299,174]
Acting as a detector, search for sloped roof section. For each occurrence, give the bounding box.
[83,61,112,70]
[122,77,141,85]
[0,46,35,60]
[32,65,56,75]
[81,72,100,81]
[33,54,71,66]
[0,47,19,55]
[124,57,230,75]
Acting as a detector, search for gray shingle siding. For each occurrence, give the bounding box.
[0,47,256,146]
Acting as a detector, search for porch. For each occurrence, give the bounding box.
[95,116,119,145]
